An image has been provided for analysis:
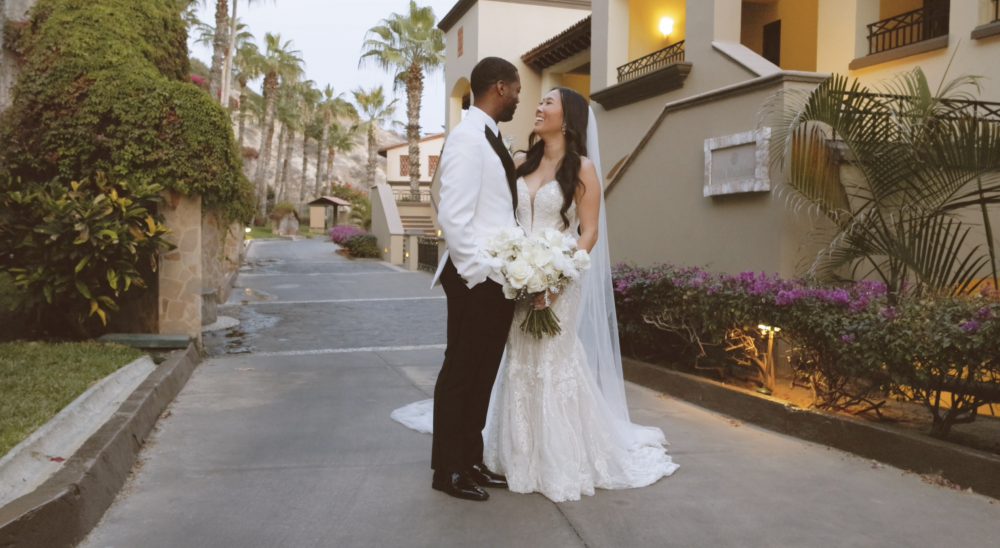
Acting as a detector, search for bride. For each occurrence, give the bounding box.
[393,87,678,503]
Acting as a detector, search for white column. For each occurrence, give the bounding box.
[713,0,743,42]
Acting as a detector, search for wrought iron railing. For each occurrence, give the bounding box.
[417,237,439,273]
[846,92,1000,124]
[867,4,949,55]
[617,40,685,83]
[394,190,432,203]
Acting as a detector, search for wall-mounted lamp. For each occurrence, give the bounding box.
[405,252,410,258]
[437,229,442,237]
[384,248,388,253]
[659,17,674,37]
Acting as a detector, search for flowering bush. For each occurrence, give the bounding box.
[329,225,366,245]
[613,263,1000,439]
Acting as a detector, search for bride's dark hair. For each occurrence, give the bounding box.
[515,87,590,229]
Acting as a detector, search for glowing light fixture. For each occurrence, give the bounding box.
[437,229,442,237]
[245,227,251,233]
[659,17,674,37]
[405,252,410,258]
[384,248,388,253]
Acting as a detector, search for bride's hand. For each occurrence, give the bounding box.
[532,290,559,310]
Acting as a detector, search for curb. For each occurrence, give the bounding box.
[0,343,202,548]
[623,357,1000,499]
[0,356,157,507]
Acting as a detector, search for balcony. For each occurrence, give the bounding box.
[393,190,432,204]
[617,41,685,83]
[591,41,691,111]
[866,6,949,55]
[972,1,1000,40]
[850,2,951,71]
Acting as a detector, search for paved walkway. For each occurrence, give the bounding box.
[82,239,1000,548]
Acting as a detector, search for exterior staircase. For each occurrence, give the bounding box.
[400,214,437,237]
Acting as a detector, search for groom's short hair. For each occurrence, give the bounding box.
[470,57,518,98]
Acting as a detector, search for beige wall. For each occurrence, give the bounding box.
[370,184,405,264]
[880,0,922,19]
[628,0,687,61]
[817,0,1000,101]
[604,78,823,274]
[383,136,445,183]
[740,0,819,72]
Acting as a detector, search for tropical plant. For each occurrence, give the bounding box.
[352,86,399,189]
[297,82,322,202]
[220,0,273,110]
[274,80,311,202]
[767,67,1000,298]
[360,0,445,199]
[208,0,229,99]
[233,39,262,148]
[251,32,303,217]
[349,193,373,231]
[324,121,359,188]
[0,173,173,338]
[271,81,297,202]
[312,85,357,198]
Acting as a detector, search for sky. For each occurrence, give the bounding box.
[187,0,459,135]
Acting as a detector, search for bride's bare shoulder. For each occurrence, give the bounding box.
[578,156,598,181]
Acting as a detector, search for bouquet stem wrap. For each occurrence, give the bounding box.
[521,307,561,338]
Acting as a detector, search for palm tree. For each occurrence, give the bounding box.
[233,39,262,149]
[273,81,303,202]
[297,83,321,203]
[314,85,357,197]
[208,0,230,101]
[325,121,359,184]
[768,67,1000,297]
[352,86,399,190]
[251,33,303,217]
[360,1,445,199]
[221,1,274,111]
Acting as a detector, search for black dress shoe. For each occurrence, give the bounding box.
[467,463,508,489]
[432,471,489,501]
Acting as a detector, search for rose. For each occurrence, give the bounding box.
[525,244,552,268]
[507,259,533,290]
[502,283,518,299]
[526,272,546,294]
[573,249,591,271]
[539,228,564,249]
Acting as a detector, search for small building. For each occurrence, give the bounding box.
[378,133,445,200]
[308,196,351,234]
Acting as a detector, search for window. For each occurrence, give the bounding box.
[458,27,464,58]
[429,155,440,176]
[400,155,409,177]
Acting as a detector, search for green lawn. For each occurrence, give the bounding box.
[245,224,316,240]
[0,341,144,456]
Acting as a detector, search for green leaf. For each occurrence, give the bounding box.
[75,255,92,273]
[75,281,92,299]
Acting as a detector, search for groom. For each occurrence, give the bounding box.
[430,57,522,501]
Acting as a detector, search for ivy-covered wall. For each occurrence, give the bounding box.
[0,0,254,223]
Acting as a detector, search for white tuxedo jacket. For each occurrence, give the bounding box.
[432,107,518,288]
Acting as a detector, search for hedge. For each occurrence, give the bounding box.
[0,0,255,225]
[341,234,379,259]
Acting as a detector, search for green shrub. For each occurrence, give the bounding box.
[267,201,299,224]
[341,234,379,259]
[613,264,1000,439]
[0,0,255,226]
[0,173,172,338]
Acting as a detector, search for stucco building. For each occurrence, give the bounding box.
[436,0,1000,277]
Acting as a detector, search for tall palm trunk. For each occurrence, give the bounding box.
[316,119,331,194]
[237,81,248,148]
[365,126,378,190]
[220,0,239,107]
[273,123,287,195]
[209,0,229,103]
[404,61,423,200]
[254,73,278,218]
[299,133,310,202]
[326,145,335,178]
[314,138,324,199]
[280,130,294,202]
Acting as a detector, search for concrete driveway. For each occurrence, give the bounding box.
[81,238,1000,548]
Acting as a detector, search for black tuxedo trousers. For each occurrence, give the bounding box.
[431,258,515,473]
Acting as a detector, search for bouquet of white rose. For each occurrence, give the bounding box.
[484,226,592,338]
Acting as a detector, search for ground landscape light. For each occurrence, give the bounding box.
[659,17,674,37]
[245,227,251,233]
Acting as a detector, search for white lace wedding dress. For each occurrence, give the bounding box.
[477,178,678,502]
